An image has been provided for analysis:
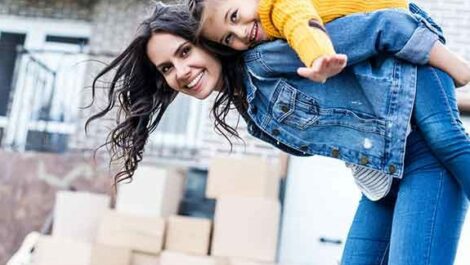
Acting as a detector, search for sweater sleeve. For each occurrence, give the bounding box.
[270,0,337,67]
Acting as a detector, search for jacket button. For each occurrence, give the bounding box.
[300,145,308,152]
[281,105,289,113]
[360,156,369,165]
[389,164,396,174]
[251,106,258,114]
[272,129,280,136]
[331,148,340,158]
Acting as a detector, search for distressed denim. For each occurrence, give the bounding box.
[242,8,441,177]
[341,128,468,265]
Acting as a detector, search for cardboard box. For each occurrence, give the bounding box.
[52,191,110,242]
[206,156,279,199]
[90,244,131,265]
[164,215,212,255]
[160,251,227,265]
[132,252,161,265]
[116,166,186,217]
[96,210,165,254]
[32,236,92,265]
[211,197,280,262]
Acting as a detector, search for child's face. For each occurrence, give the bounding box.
[201,0,268,50]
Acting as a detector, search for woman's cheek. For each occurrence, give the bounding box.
[166,77,179,92]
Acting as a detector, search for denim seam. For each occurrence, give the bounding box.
[390,61,417,179]
[423,169,444,265]
[258,52,276,74]
[379,242,390,265]
[430,68,459,127]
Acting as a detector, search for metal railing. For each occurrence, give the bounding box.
[0,45,205,162]
[0,46,84,152]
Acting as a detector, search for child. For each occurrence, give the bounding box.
[188,0,470,86]
[187,1,470,202]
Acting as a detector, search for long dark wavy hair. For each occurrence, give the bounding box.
[86,2,246,185]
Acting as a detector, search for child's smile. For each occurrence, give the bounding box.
[248,20,264,46]
[200,0,268,50]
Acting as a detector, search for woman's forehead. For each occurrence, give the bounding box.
[147,32,188,63]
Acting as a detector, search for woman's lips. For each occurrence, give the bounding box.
[187,71,205,93]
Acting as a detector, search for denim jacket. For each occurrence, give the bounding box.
[239,6,444,178]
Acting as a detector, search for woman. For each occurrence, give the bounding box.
[86,3,467,264]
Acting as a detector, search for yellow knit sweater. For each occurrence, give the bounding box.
[257,0,408,67]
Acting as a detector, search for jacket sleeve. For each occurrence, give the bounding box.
[269,0,336,67]
[326,9,440,65]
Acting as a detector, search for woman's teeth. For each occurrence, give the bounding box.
[186,72,204,89]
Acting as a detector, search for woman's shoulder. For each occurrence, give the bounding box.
[243,40,304,76]
[244,40,294,59]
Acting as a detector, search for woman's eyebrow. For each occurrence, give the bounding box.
[173,41,190,56]
[155,41,190,69]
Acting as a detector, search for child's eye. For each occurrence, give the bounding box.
[230,10,238,23]
[224,33,233,45]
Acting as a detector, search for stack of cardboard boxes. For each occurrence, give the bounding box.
[27,156,284,265]
[207,157,281,265]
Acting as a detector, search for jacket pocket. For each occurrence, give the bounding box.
[271,80,320,129]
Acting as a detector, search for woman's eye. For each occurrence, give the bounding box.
[230,10,238,23]
[224,34,233,45]
[161,65,172,74]
[181,46,192,57]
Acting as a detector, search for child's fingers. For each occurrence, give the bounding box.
[297,67,313,78]
[336,54,348,64]
[297,67,327,83]
[311,58,324,72]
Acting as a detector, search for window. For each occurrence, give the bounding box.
[0,16,91,152]
[149,94,206,154]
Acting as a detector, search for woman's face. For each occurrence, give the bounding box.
[146,32,223,100]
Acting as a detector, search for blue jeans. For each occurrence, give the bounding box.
[413,66,470,200]
[341,127,468,264]
[328,7,440,66]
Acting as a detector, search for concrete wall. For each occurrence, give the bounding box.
[0,0,93,20]
[0,150,112,265]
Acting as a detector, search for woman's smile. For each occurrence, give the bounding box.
[185,71,205,90]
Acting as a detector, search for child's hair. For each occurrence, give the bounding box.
[186,0,206,22]
[186,0,241,56]
[86,2,246,185]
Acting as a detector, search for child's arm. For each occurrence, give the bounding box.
[260,10,440,78]
[260,0,337,67]
[297,10,443,81]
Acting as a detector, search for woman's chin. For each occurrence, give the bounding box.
[195,89,213,100]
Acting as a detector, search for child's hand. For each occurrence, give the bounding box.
[297,54,348,83]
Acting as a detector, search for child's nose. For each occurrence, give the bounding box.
[233,26,249,41]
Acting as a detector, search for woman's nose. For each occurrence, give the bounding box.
[175,64,191,81]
